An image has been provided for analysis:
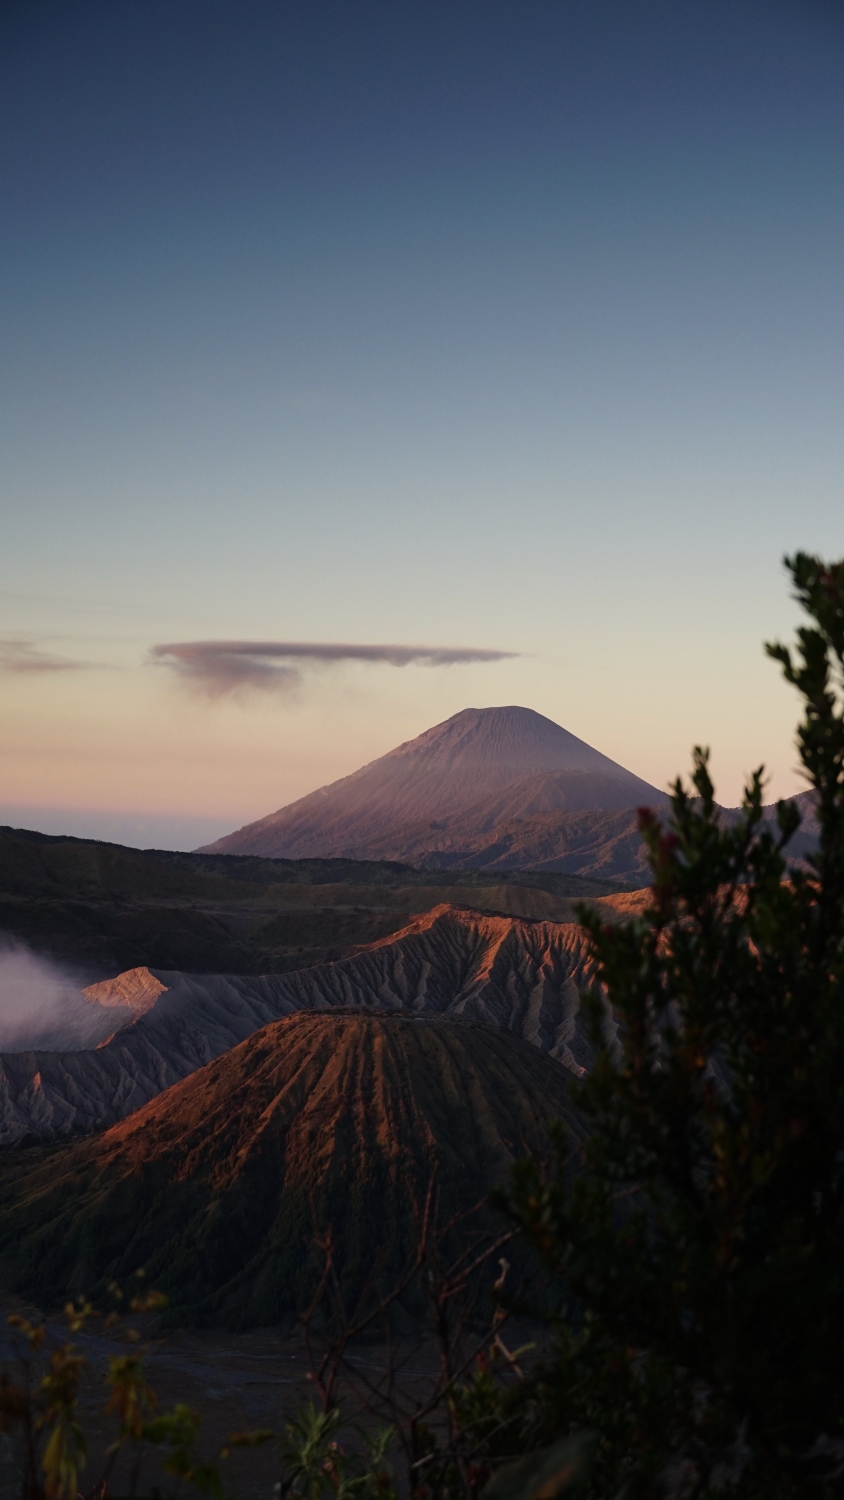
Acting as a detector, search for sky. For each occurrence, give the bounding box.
[2,0,844,849]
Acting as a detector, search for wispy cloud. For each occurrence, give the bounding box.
[150,640,518,697]
[0,640,85,674]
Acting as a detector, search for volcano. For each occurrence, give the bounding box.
[202,705,666,863]
[0,902,620,1143]
[0,1011,580,1327]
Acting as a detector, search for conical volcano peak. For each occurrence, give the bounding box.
[0,1011,580,1325]
[385,705,627,777]
[203,703,665,861]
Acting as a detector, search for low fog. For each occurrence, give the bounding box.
[0,939,133,1053]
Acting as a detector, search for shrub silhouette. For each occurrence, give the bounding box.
[507,553,844,1497]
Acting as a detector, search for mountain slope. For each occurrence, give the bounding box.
[0,1011,581,1326]
[202,706,666,860]
[0,903,614,1142]
[0,824,624,976]
[324,804,655,877]
[401,788,822,877]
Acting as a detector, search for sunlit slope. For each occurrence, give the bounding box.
[0,1012,581,1327]
[0,904,614,1142]
[373,803,653,875]
[203,705,667,861]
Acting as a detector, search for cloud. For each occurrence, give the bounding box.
[150,640,518,697]
[0,938,132,1051]
[0,639,84,674]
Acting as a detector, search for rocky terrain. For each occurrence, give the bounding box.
[305,792,820,878]
[0,1011,581,1326]
[0,903,625,1142]
[203,706,668,864]
[0,743,817,1334]
[373,802,655,876]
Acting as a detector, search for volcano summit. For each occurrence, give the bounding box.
[0,1010,580,1325]
[203,705,667,869]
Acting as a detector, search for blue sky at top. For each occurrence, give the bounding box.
[2,0,843,844]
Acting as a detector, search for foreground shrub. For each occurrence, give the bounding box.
[507,553,844,1498]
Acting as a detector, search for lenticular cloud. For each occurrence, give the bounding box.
[150,639,518,696]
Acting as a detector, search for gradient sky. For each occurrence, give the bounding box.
[2,0,844,849]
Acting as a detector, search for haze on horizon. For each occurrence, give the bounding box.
[2,0,844,850]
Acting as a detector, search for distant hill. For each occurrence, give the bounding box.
[201,706,668,864]
[0,823,622,977]
[0,902,628,1142]
[200,709,820,876]
[0,1011,581,1326]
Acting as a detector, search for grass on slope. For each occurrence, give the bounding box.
[0,826,626,976]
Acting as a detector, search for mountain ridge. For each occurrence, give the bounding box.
[203,706,667,861]
[0,901,627,1142]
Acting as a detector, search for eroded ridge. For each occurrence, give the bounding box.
[0,904,606,1142]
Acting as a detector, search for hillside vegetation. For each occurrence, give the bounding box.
[0,824,625,975]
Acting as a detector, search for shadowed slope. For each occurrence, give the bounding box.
[203,706,665,859]
[0,824,625,977]
[0,904,613,1143]
[0,1012,579,1327]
